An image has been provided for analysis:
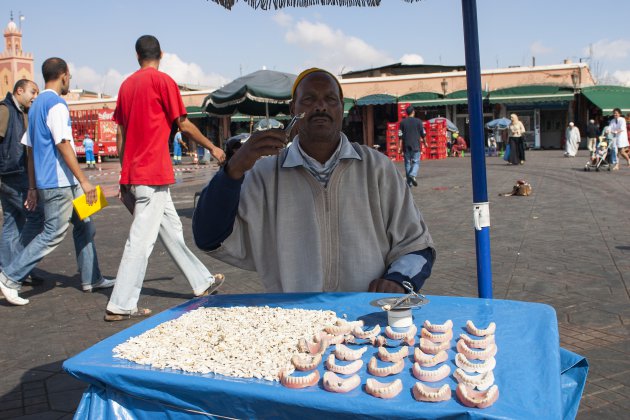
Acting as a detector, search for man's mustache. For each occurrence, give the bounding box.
[309,112,332,122]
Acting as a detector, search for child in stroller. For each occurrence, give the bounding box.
[584,140,610,171]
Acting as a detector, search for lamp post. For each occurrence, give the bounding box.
[441,78,448,118]
[571,71,580,129]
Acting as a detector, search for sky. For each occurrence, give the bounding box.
[4,0,630,97]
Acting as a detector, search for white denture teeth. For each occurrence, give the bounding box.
[466,320,496,337]
[419,338,450,354]
[412,382,452,402]
[377,345,409,362]
[324,323,352,336]
[385,324,417,340]
[375,335,415,348]
[334,343,368,361]
[455,353,496,373]
[352,324,381,339]
[459,333,495,349]
[456,383,500,408]
[291,353,322,371]
[422,319,453,333]
[420,327,454,343]
[456,339,497,360]
[367,357,405,377]
[325,354,363,375]
[322,371,361,393]
[412,363,451,382]
[343,334,375,346]
[414,348,448,367]
[365,378,403,399]
[298,337,329,355]
[453,368,495,390]
[279,369,320,389]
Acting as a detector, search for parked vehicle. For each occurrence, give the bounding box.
[70,108,119,158]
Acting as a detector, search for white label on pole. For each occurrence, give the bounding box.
[473,202,490,231]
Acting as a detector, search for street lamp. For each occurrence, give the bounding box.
[441,78,448,118]
[571,71,580,129]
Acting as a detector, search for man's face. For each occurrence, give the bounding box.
[61,71,71,96]
[16,82,38,110]
[290,72,343,146]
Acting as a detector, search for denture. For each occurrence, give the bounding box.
[322,371,361,393]
[453,368,495,390]
[298,337,329,355]
[335,343,368,361]
[367,357,405,377]
[291,353,322,371]
[352,324,381,339]
[314,331,345,345]
[378,345,409,362]
[420,328,454,343]
[423,319,453,333]
[466,320,496,337]
[459,333,495,349]
[419,338,451,354]
[325,323,353,336]
[412,382,452,402]
[455,353,496,374]
[414,348,448,367]
[456,383,500,408]
[374,335,415,348]
[325,354,363,375]
[456,340,498,360]
[365,378,403,399]
[279,369,320,389]
[343,334,376,346]
[412,363,451,382]
[385,325,417,340]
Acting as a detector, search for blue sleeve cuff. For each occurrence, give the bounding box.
[383,247,435,291]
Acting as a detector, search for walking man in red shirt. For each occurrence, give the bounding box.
[104,35,226,321]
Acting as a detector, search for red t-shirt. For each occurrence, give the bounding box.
[114,67,185,185]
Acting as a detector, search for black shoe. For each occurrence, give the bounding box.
[410,176,418,187]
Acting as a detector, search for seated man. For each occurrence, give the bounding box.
[193,68,435,294]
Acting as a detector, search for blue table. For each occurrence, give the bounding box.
[64,293,588,419]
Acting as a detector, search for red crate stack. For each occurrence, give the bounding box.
[386,122,402,161]
[423,120,448,160]
[397,102,410,121]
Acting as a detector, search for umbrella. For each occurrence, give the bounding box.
[485,118,511,130]
[203,69,297,117]
[428,117,459,132]
[207,0,493,300]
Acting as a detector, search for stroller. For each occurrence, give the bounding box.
[583,140,611,171]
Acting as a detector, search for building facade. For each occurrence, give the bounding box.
[0,18,33,98]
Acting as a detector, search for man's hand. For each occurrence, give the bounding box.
[24,189,38,211]
[81,180,97,205]
[368,278,406,293]
[225,129,286,179]
[210,145,226,166]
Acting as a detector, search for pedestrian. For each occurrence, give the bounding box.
[586,119,599,153]
[172,129,187,165]
[564,122,580,157]
[507,113,526,165]
[0,79,44,281]
[104,35,226,321]
[398,105,427,187]
[0,58,114,306]
[83,133,95,169]
[193,68,435,294]
[609,108,630,166]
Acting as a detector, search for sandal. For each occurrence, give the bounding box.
[199,274,225,297]
[104,308,152,322]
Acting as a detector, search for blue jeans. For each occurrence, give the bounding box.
[404,151,421,178]
[609,146,617,164]
[0,185,102,289]
[0,175,44,269]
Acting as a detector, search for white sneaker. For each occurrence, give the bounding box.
[83,277,116,292]
[0,279,29,305]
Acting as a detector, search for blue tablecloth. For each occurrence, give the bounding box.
[64,293,588,419]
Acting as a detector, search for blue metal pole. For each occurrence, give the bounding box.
[461,0,493,298]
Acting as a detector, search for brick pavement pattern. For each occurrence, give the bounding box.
[1,151,629,419]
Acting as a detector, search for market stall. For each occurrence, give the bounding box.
[64,293,587,419]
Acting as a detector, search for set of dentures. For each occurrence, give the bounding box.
[280,317,500,409]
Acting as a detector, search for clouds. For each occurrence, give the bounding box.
[587,39,630,60]
[400,54,424,65]
[67,53,228,97]
[612,70,630,87]
[530,41,552,56]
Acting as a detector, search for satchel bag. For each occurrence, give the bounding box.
[503,144,511,161]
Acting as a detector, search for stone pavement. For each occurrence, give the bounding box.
[0,151,629,419]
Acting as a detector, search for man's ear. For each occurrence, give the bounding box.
[289,100,295,116]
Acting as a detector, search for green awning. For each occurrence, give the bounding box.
[344,98,355,116]
[581,85,630,115]
[488,85,574,105]
[356,94,397,106]
[230,113,292,122]
[186,106,207,119]
[446,89,489,105]
[398,92,444,106]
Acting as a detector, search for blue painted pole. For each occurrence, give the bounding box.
[461,0,493,298]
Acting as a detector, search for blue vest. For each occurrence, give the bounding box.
[0,92,27,176]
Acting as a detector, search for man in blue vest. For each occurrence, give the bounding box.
[0,80,44,279]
